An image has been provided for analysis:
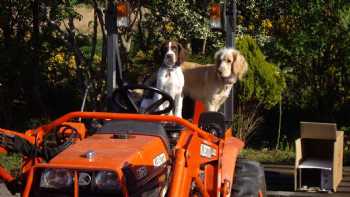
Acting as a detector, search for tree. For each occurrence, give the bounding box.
[233,36,286,143]
[135,0,222,53]
[0,0,107,128]
[266,1,350,122]
[235,0,350,143]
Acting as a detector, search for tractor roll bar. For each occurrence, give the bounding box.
[39,112,217,141]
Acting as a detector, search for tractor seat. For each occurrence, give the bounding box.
[97,120,171,153]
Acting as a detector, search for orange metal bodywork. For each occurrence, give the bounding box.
[0,111,244,197]
[49,134,167,168]
[220,137,244,195]
[57,122,87,140]
[22,133,169,197]
[193,101,205,125]
[0,165,14,182]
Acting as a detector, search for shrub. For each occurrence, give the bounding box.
[233,36,286,143]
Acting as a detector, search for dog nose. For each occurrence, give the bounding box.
[166,54,174,59]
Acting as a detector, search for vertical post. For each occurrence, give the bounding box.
[106,0,124,110]
[106,1,117,99]
[222,0,237,126]
[225,0,235,48]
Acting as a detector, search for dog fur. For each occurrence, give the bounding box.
[181,48,248,112]
[154,41,186,117]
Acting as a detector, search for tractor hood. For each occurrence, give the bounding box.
[48,134,169,171]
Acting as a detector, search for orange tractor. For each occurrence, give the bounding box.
[0,83,266,197]
[0,1,265,196]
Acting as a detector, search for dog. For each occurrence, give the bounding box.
[155,41,186,117]
[181,48,248,112]
[152,41,186,117]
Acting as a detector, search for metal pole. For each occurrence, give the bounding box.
[115,31,124,87]
[225,0,235,48]
[106,1,124,110]
[223,0,236,125]
[106,1,117,99]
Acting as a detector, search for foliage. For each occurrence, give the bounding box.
[0,154,21,176]
[236,0,274,46]
[0,0,349,159]
[0,0,107,129]
[235,0,349,146]
[187,53,215,65]
[265,1,350,122]
[133,0,223,55]
[121,0,225,82]
[233,103,264,143]
[146,0,211,40]
[236,36,286,109]
[0,0,40,128]
[232,36,285,143]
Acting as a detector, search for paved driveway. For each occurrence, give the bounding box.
[0,183,18,197]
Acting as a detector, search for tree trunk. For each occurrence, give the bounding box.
[275,100,282,150]
[89,10,98,67]
[138,6,145,50]
[201,35,207,54]
[92,0,107,64]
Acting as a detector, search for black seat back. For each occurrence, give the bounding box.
[198,112,226,138]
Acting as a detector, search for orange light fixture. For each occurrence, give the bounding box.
[210,3,222,30]
[116,2,129,28]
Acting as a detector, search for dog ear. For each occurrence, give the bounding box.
[177,42,186,64]
[154,42,166,66]
[160,42,168,58]
[232,50,248,80]
[214,48,224,67]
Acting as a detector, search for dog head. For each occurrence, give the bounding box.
[214,48,248,84]
[160,41,186,68]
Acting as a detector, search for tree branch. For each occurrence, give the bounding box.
[92,0,107,64]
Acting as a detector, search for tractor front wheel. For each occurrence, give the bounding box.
[231,159,266,197]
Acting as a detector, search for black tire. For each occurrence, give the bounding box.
[231,159,266,197]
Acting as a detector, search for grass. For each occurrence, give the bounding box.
[240,148,295,165]
[0,153,22,176]
[240,148,350,166]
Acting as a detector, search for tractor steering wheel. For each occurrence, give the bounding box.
[111,84,174,115]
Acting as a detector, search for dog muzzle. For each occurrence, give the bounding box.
[161,63,180,69]
[217,71,236,84]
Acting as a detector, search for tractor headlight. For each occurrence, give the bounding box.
[95,171,120,191]
[40,169,73,189]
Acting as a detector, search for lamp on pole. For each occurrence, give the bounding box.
[105,0,129,110]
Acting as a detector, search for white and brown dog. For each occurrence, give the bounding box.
[154,41,186,117]
[182,48,248,112]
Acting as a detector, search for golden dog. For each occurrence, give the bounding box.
[181,48,248,111]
